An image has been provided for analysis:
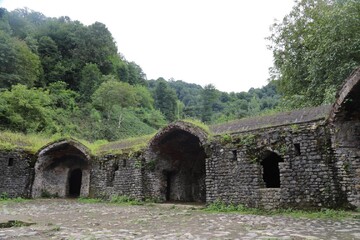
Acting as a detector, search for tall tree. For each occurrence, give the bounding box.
[154,78,178,122]
[268,0,360,108]
[0,31,42,88]
[201,84,218,123]
[78,63,102,102]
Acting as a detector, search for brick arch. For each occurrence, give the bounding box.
[32,139,91,198]
[148,121,208,202]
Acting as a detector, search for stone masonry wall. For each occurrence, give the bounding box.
[206,120,343,209]
[331,120,360,208]
[0,150,34,198]
[90,153,143,199]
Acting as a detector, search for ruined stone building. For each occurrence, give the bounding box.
[1,69,360,210]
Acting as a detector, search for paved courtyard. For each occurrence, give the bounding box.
[0,199,359,239]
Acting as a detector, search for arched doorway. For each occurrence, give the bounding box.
[149,122,208,203]
[68,169,82,197]
[32,140,91,198]
[261,151,283,188]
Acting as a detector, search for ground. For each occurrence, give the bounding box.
[0,199,359,240]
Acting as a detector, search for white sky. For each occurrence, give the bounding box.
[0,0,295,92]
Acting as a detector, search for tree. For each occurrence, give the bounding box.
[154,78,178,122]
[0,84,55,133]
[91,79,137,120]
[0,31,42,88]
[268,0,360,107]
[78,63,102,102]
[201,84,218,123]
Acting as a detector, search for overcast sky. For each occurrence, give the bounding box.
[1,0,295,92]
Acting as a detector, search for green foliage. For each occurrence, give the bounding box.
[201,84,218,123]
[0,30,42,88]
[154,79,178,122]
[205,200,353,219]
[268,0,360,108]
[78,63,102,102]
[109,195,143,205]
[221,134,232,144]
[0,192,9,200]
[0,7,283,143]
[0,84,55,133]
[236,134,257,146]
[181,118,210,134]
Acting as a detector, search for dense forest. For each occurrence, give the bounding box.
[1,0,359,142]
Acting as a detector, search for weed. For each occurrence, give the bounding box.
[205,200,353,219]
[109,195,143,205]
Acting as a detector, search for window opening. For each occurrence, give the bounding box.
[8,158,14,166]
[232,150,237,161]
[294,143,301,156]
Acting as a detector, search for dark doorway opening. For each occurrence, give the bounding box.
[69,168,82,197]
[165,171,173,201]
[153,129,207,203]
[261,152,283,188]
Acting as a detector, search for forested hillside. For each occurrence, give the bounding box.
[0,7,281,141]
[2,0,360,142]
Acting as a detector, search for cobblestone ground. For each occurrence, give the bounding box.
[0,199,359,240]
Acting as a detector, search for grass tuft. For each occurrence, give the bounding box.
[205,200,354,219]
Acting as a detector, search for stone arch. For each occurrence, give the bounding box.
[329,68,360,122]
[260,150,284,188]
[329,67,360,207]
[32,139,91,198]
[148,121,208,202]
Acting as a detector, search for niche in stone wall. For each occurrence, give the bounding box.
[7,158,14,166]
[150,127,207,203]
[294,143,301,156]
[32,140,91,198]
[261,151,284,188]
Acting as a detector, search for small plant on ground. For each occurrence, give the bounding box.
[109,195,143,205]
[205,200,353,219]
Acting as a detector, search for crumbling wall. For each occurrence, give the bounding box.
[206,120,341,209]
[0,150,34,198]
[89,153,143,199]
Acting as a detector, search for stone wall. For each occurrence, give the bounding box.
[331,120,360,208]
[0,117,357,210]
[206,120,344,209]
[0,150,34,198]
[89,153,143,199]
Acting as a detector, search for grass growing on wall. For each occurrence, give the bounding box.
[0,130,156,156]
[181,119,211,134]
[0,131,55,153]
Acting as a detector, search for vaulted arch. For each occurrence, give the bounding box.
[329,67,360,208]
[32,139,91,198]
[148,121,208,202]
